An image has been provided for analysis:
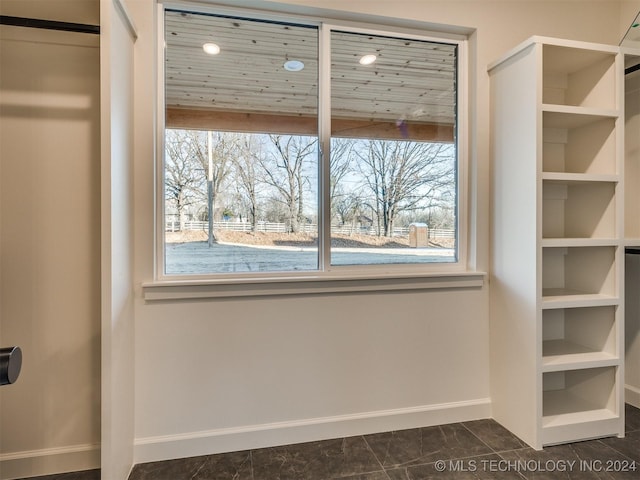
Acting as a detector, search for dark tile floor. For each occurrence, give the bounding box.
[20,404,640,480]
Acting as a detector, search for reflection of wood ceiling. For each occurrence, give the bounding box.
[165,9,456,140]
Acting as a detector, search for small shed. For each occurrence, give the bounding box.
[409,223,428,247]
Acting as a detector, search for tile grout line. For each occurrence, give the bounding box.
[459,421,499,454]
[493,448,535,480]
[596,438,640,464]
[359,435,393,480]
[459,421,529,480]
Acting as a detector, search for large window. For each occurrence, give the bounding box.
[160,6,465,278]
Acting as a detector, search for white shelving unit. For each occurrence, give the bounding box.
[489,36,624,449]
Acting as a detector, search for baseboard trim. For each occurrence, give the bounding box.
[0,443,100,480]
[134,398,492,464]
[626,384,640,409]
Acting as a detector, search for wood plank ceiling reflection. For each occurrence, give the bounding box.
[165,10,456,136]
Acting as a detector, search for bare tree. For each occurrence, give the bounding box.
[260,134,317,233]
[355,140,455,237]
[332,192,368,234]
[189,131,234,245]
[329,137,355,226]
[165,129,206,230]
[233,135,265,232]
[329,138,354,200]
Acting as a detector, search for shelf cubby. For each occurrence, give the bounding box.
[542,112,617,175]
[542,306,617,371]
[542,179,616,239]
[542,366,618,426]
[542,246,617,300]
[542,44,617,109]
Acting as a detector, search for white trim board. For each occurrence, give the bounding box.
[0,443,100,480]
[113,0,138,39]
[626,384,640,410]
[134,398,491,464]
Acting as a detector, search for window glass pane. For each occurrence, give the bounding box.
[330,31,457,266]
[164,11,318,275]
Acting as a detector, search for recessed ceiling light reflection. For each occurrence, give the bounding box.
[359,54,377,65]
[284,60,305,72]
[203,43,221,55]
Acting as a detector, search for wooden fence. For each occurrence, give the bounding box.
[166,220,455,239]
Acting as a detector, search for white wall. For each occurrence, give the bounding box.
[0,14,101,480]
[129,0,626,464]
[621,0,640,41]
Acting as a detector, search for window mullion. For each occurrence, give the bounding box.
[318,24,332,272]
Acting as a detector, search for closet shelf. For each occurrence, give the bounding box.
[543,408,618,429]
[542,390,618,428]
[541,238,619,247]
[541,292,619,309]
[541,172,619,183]
[542,105,619,128]
[542,339,618,372]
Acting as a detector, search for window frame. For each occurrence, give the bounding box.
[149,1,479,297]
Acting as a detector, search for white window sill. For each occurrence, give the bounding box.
[142,271,486,301]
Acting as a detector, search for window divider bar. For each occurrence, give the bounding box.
[318,24,332,271]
